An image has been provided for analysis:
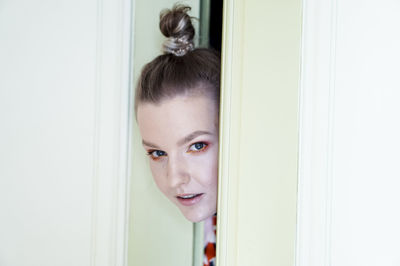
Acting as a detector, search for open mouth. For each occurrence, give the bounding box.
[176,193,204,206]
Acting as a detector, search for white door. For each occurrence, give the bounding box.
[0,0,132,265]
[296,0,400,265]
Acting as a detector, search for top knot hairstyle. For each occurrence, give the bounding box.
[160,5,195,56]
[135,4,221,113]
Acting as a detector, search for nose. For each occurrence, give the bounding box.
[166,154,190,188]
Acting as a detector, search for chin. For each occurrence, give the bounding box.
[181,210,215,223]
[186,215,205,223]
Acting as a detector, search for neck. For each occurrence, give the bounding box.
[203,215,216,246]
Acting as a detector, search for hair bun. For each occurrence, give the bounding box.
[159,4,195,56]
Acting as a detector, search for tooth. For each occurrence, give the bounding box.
[181,194,195,199]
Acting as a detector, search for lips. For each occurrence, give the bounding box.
[176,193,204,206]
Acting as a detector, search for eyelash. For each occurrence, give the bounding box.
[187,142,209,153]
[146,150,167,161]
[146,142,209,161]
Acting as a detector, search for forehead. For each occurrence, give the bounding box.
[137,95,218,144]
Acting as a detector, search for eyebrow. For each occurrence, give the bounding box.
[141,130,213,149]
[177,130,213,146]
[142,140,160,149]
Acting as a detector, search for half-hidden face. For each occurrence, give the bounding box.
[137,94,218,222]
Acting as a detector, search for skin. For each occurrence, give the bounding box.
[137,94,219,223]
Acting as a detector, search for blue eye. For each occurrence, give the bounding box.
[188,142,208,152]
[147,150,167,160]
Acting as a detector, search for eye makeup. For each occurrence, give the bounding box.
[187,141,209,154]
[146,149,167,161]
[145,140,211,161]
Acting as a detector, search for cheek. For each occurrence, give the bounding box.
[192,146,219,186]
[149,163,169,194]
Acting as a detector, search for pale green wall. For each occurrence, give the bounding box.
[128,1,200,266]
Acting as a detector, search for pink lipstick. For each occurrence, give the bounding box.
[176,193,204,206]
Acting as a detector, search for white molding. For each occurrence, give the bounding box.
[217,0,245,265]
[295,0,338,265]
[90,0,133,265]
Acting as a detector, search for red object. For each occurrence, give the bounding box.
[204,215,217,266]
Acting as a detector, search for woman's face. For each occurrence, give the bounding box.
[137,94,218,222]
